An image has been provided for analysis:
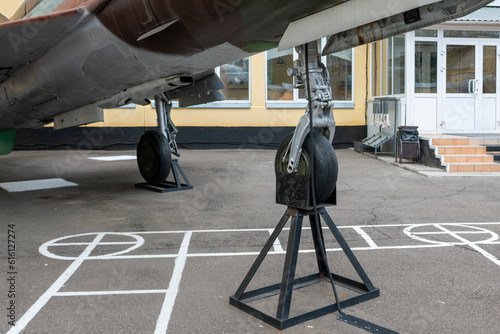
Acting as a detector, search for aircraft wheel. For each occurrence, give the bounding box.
[137,130,171,184]
[275,132,338,204]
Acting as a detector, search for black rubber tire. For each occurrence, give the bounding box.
[275,131,338,204]
[137,130,171,184]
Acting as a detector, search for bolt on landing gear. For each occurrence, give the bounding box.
[231,42,395,333]
[135,94,192,192]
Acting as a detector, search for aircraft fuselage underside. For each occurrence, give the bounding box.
[0,0,348,130]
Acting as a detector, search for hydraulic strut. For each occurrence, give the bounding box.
[284,41,336,174]
[154,93,180,157]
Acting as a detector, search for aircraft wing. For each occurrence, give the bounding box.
[0,7,90,84]
[278,0,495,54]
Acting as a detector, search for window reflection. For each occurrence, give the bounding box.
[446,45,475,94]
[327,50,352,101]
[483,45,496,94]
[267,49,294,101]
[219,58,249,101]
[415,41,437,93]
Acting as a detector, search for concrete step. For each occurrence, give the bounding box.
[443,155,495,163]
[435,146,487,155]
[469,139,500,146]
[432,138,470,146]
[449,163,500,173]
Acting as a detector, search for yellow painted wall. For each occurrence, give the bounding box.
[97,48,368,128]
[1,2,367,128]
[1,0,25,18]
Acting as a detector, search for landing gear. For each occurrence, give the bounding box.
[231,42,391,332]
[276,41,338,207]
[136,93,188,190]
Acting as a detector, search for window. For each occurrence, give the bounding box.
[371,35,406,97]
[327,49,353,101]
[27,0,65,17]
[218,58,250,101]
[415,30,438,38]
[444,30,500,39]
[267,49,294,101]
[415,41,437,93]
[446,45,475,94]
[483,45,496,94]
[266,39,355,107]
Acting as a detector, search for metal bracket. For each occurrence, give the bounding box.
[284,41,336,173]
[135,159,193,193]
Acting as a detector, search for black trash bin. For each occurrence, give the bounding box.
[396,126,420,163]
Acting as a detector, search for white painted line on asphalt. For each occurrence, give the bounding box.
[89,155,136,161]
[404,224,499,245]
[352,226,379,248]
[0,178,78,192]
[410,231,490,235]
[50,241,138,246]
[154,231,192,334]
[40,232,145,260]
[17,222,500,333]
[55,289,169,297]
[8,233,105,334]
[269,229,285,253]
[434,224,500,268]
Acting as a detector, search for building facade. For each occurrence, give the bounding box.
[369,5,500,135]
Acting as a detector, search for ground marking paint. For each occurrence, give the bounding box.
[13,222,500,333]
[0,178,78,192]
[269,228,285,253]
[89,155,136,161]
[7,233,106,334]
[352,226,379,248]
[154,231,192,334]
[433,224,500,267]
[55,289,169,297]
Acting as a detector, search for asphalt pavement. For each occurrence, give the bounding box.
[0,148,499,333]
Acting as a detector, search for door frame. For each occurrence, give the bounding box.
[440,38,500,134]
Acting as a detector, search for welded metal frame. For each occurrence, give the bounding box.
[229,207,379,330]
[135,159,193,193]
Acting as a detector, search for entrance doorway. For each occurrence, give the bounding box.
[443,42,499,133]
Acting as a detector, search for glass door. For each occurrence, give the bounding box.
[443,43,478,132]
[443,42,499,133]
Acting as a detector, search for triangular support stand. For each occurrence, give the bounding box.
[135,159,193,193]
[229,206,380,330]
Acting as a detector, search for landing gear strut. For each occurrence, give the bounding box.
[277,41,338,208]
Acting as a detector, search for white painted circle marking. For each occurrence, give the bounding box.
[404,224,499,245]
[39,232,145,260]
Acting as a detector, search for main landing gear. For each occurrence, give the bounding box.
[136,94,192,192]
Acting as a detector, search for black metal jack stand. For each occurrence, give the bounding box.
[135,159,193,193]
[229,206,380,330]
